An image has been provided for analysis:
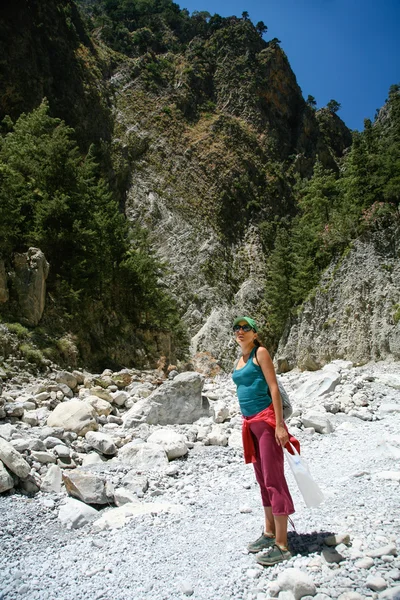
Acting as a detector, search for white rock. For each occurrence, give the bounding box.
[53,445,71,459]
[206,425,228,446]
[114,487,138,506]
[111,391,129,407]
[380,404,400,415]
[58,498,98,529]
[22,411,39,426]
[375,374,400,390]
[276,568,317,600]
[116,442,168,471]
[85,431,117,456]
[228,430,243,448]
[92,502,183,530]
[0,437,31,478]
[81,452,105,466]
[367,576,388,592]
[147,429,188,460]
[123,372,207,427]
[378,586,400,599]
[301,411,333,434]
[354,557,374,569]
[30,451,56,464]
[47,400,98,436]
[297,370,341,402]
[367,543,397,558]
[85,395,112,416]
[41,464,62,493]
[375,471,400,482]
[210,399,230,423]
[0,424,15,441]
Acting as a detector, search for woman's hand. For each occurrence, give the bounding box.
[275,424,289,447]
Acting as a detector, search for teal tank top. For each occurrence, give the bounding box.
[232,347,272,417]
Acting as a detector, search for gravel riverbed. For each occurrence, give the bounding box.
[1,361,400,600]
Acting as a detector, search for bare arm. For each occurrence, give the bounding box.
[255,347,289,447]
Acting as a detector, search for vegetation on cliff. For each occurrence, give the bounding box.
[266,84,400,344]
[0,102,182,368]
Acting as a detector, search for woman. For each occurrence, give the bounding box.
[231,316,298,567]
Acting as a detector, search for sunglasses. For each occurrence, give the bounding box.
[233,324,253,332]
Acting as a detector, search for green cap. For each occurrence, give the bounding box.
[232,316,258,332]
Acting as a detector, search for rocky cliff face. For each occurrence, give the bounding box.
[0,3,355,369]
[0,0,111,149]
[111,30,351,365]
[276,226,400,371]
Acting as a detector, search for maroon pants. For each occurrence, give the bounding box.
[249,420,295,516]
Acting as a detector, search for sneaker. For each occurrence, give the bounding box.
[247,533,276,553]
[256,544,292,566]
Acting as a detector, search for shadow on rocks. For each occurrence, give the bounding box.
[288,530,339,557]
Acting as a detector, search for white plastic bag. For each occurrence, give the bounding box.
[284,443,325,508]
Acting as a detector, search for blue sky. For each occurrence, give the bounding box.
[181,0,399,131]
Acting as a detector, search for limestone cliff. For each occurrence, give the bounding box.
[276,226,400,371]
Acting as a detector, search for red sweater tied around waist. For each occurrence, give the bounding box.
[242,405,300,464]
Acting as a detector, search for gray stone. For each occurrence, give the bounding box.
[123,372,207,427]
[322,548,345,564]
[63,470,113,505]
[13,247,49,326]
[30,451,56,464]
[41,464,62,493]
[85,431,117,456]
[324,533,351,546]
[55,371,78,391]
[0,437,31,478]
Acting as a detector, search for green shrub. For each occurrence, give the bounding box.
[6,323,30,339]
[19,343,45,365]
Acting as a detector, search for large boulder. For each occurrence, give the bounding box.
[296,369,341,406]
[123,372,208,427]
[12,247,49,326]
[47,400,98,436]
